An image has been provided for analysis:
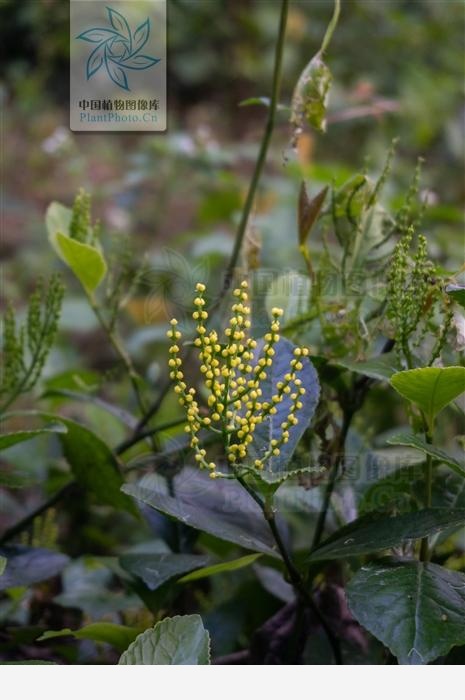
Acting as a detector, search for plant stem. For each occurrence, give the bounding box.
[320,0,341,55]
[235,473,342,664]
[218,0,289,298]
[310,410,352,551]
[420,428,433,562]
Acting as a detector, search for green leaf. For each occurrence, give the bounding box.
[248,338,320,480]
[38,623,139,653]
[39,413,137,516]
[446,284,465,309]
[291,53,332,133]
[359,464,424,515]
[387,433,465,478]
[0,556,6,577]
[122,468,280,558]
[390,366,465,428]
[118,615,210,665]
[45,201,72,238]
[120,553,211,591]
[308,508,465,561]
[347,561,465,664]
[0,425,67,451]
[46,202,107,293]
[336,352,399,381]
[0,546,69,591]
[178,554,261,583]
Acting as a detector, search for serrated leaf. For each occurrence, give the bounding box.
[178,554,261,583]
[390,366,465,428]
[0,546,69,591]
[446,284,465,309]
[308,508,465,561]
[120,553,210,591]
[0,425,67,451]
[387,433,465,478]
[298,183,328,245]
[38,623,139,653]
[119,615,210,665]
[122,468,280,558]
[248,338,320,480]
[347,561,465,664]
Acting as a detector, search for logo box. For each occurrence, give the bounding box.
[70,0,166,131]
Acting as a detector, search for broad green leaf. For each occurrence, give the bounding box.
[347,561,465,664]
[38,623,139,653]
[390,366,465,428]
[446,283,465,309]
[336,352,399,381]
[0,425,67,451]
[387,433,465,478]
[122,468,280,558]
[248,338,320,480]
[120,553,211,591]
[46,202,107,293]
[118,615,210,665]
[0,546,69,591]
[308,508,465,561]
[41,414,137,516]
[54,232,107,293]
[0,556,6,576]
[291,53,332,133]
[178,554,261,583]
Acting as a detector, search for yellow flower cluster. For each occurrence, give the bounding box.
[167,281,309,479]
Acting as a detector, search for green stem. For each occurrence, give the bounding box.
[420,427,434,562]
[219,0,289,298]
[87,293,148,419]
[320,0,341,55]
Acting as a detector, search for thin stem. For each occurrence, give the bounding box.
[420,426,433,562]
[310,410,352,551]
[235,473,342,664]
[320,0,341,55]
[115,416,187,455]
[218,0,289,299]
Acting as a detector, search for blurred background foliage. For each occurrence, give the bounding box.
[0,0,464,663]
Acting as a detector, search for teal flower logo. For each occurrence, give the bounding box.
[76,6,160,91]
